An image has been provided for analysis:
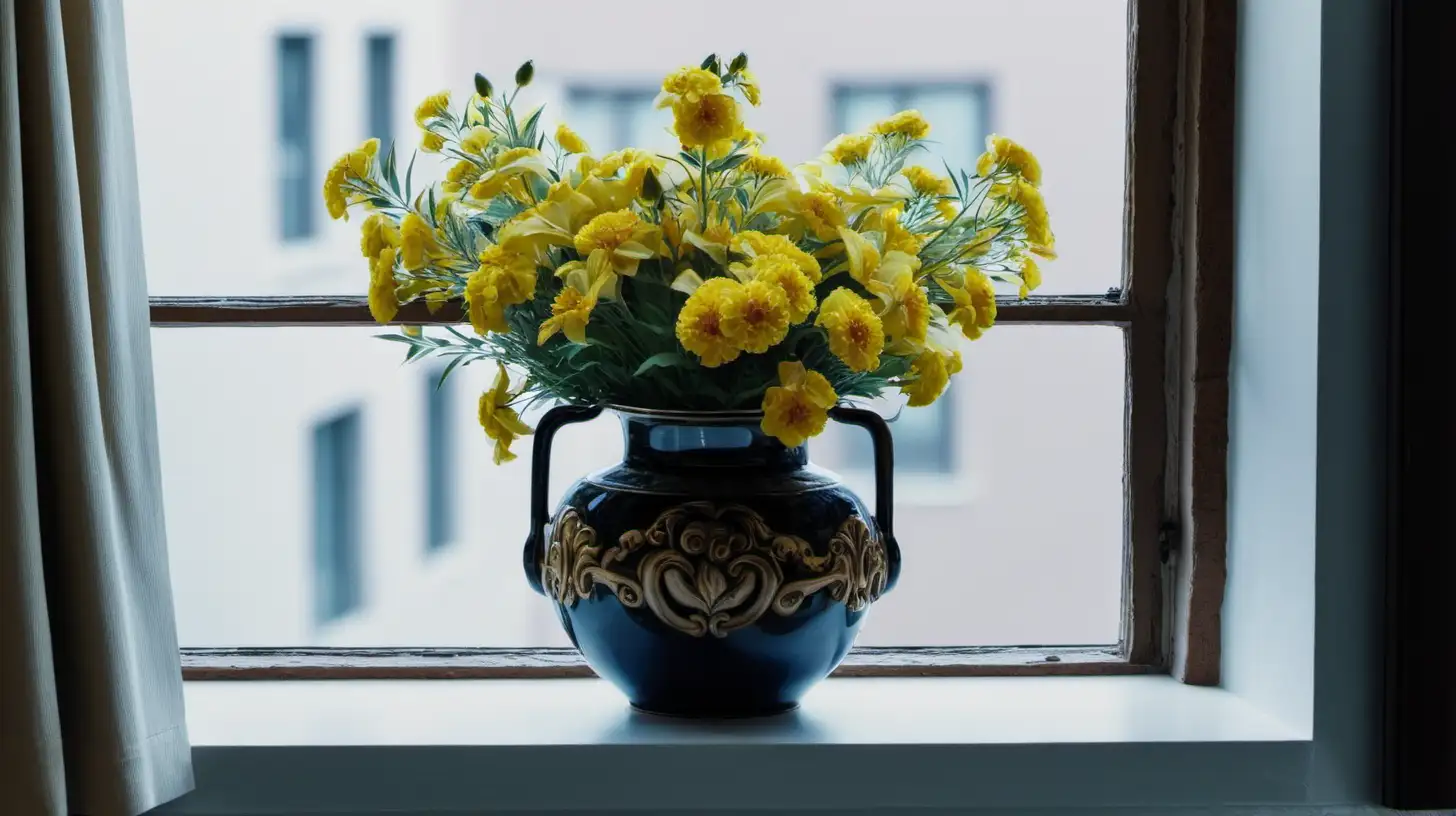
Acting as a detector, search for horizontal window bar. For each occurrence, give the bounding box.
[179,645,1153,680]
[149,295,1136,327]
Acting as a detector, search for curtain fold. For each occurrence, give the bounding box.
[0,0,193,813]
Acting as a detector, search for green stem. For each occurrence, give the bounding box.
[699,148,710,229]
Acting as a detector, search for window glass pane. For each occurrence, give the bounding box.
[312,409,362,622]
[618,93,675,156]
[563,91,617,156]
[424,367,455,552]
[905,86,985,180]
[835,88,898,135]
[276,35,314,241]
[155,325,1123,647]
[366,34,396,148]
[128,0,1128,296]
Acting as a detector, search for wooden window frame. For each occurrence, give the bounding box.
[159,0,1234,682]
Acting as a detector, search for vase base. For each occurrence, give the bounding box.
[630,701,800,719]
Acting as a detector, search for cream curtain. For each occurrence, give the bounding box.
[0,0,193,813]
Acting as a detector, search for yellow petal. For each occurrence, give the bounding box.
[671,269,704,294]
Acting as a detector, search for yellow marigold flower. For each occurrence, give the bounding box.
[323,163,349,220]
[460,125,495,156]
[1019,255,1043,299]
[555,123,590,154]
[414,91,450,127]
[359,213,400,258]
[421,131,447,153]
[478,244,537,305]
[732,231,821,283]
[478,363,533,465]
[902,165,953,197]
[790,189,847,242]
[675,277,743,368]
[826,133,874,165]
[1001,178,1054,249]
[739,69,762,106]
[465,244,538,335]
[464,273,507,335]
[399,212,439,271]
[323,139,380,220]
[940,268,997,341]
[538,263,610,345]
[901,348,954,407]
[816,288,885,372]
[760,361,837,448]
[975,134,1043,185]
[731,253,816,324]
[443,159,484,194]
[349,138,380,177]
[672,93,740,148]
[367,247,399,324]
[661,67,722,104]
[742,152,789,179]
[722,279,791,353]
[872,109,931,140]
[867,252,929,346]
[574,209,660,278]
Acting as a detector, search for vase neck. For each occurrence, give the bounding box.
[616,410,807,472]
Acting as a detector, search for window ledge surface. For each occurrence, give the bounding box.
[168,675,1316,813]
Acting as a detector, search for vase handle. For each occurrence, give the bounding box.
[523,404,604,596]
[829,406,902,594]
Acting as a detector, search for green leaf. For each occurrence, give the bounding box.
[519,104,544,146]
[384,143,400,196]
[733,186,750,213]
[679,150,702,168]
[436,353,471,389]
[710,152,749,173]
[404,150,418,202]
[633,351,691,377]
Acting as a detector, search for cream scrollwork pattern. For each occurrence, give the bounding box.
[542,502,888,638]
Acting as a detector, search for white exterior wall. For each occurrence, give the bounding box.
[127,0,1129,648]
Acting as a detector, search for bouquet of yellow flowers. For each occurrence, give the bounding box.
[323,54,1053,464]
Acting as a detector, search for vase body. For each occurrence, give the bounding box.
[523,406,900,718]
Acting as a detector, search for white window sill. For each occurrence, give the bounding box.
[166,674,1314,813]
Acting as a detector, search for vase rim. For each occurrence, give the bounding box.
[608,404,764,422]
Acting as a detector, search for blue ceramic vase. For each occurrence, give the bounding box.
[522,405,901,718]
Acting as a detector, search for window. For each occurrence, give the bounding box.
[365,34,396,148]
[312,409,363,624]
[277,35,314,241]
[564,88,673,154]
[424,368,456,553]
[135,0,1228,680]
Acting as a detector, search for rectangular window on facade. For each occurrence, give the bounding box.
[565,88,673,155]
[277,35,315,241]
[366,34,395,148]
[312,409,362,623]
[833,84,990,474]
[424,370,455,552]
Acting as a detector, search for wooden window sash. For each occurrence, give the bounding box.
[158,0,1234,682]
